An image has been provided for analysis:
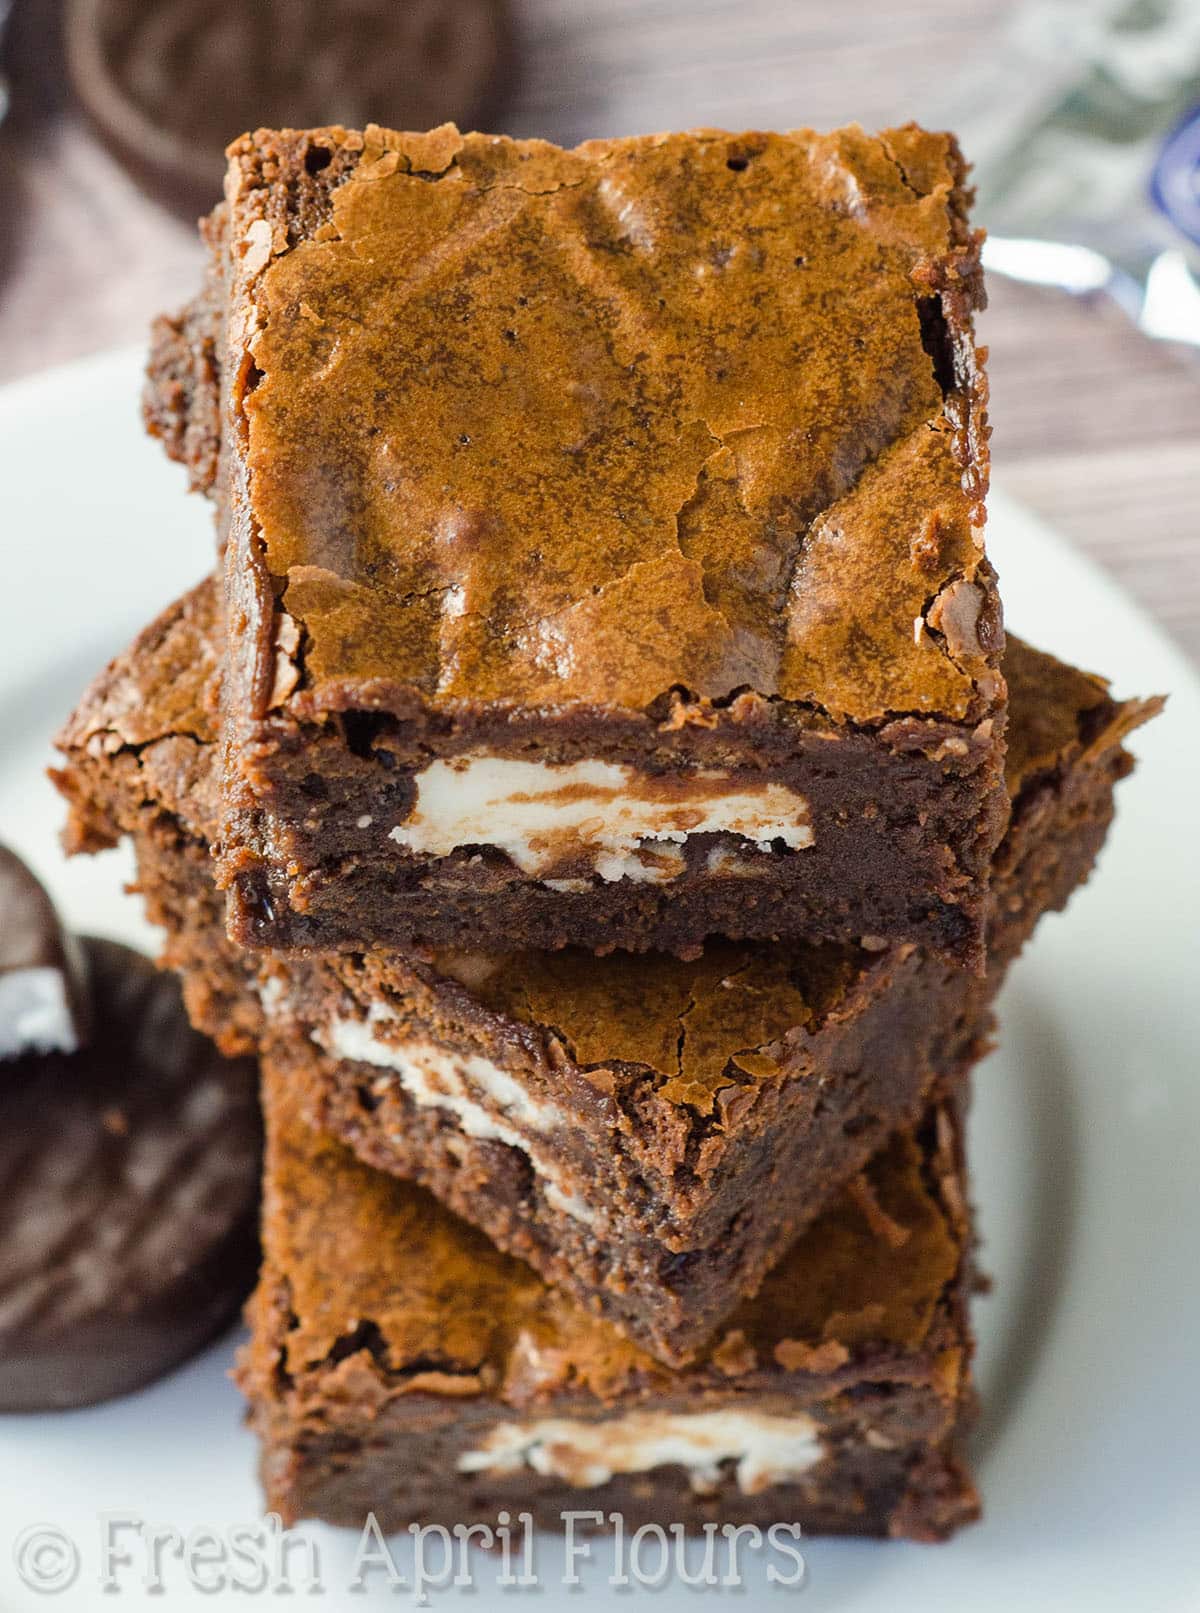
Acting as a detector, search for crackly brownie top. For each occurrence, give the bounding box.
[433,942,856,1113]
[224,122,996,722]
[260,1061,964,1404]
[1000,636,1158,794]
[54,580,226,840]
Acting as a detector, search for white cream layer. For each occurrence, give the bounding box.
[457,1409,823,1496]
[0,969,78,1059]
[319,1012,598,1227]
[386,755,812,883]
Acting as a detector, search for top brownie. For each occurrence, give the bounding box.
[190,121,1003,961]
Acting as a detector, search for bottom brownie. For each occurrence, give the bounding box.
[240,1063,978,1542]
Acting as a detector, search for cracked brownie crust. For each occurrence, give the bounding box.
[156,120,1007,963]
[52,580,1158,1364]
[240,1069,980,1539]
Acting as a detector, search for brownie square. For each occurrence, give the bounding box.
[156,121,1006,965]
[52,582,1156,1364]
[240,1065,980,1541]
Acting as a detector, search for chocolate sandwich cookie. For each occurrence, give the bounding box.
[0,919,260,1411]
[66,0,513,216]
[0,845,91,1059]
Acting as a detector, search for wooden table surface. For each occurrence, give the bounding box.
[3,0,1197,664]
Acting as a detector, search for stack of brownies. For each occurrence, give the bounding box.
[54,122,1156,1541]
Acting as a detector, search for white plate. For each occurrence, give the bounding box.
[0,348,1196,1613]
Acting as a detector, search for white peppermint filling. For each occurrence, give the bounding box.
[0,969,78,1059]
[704,844,773,878]
[457,1409,823,1496]
[257,975,287,1015]
[318,1012,598,1227]
[387,755,812,882]
[542,1179,599,1224]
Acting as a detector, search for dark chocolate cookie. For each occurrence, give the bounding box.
[0,937,260,1411]
[66,0,513,216]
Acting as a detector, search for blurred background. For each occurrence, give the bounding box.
[1,0,1197,659]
